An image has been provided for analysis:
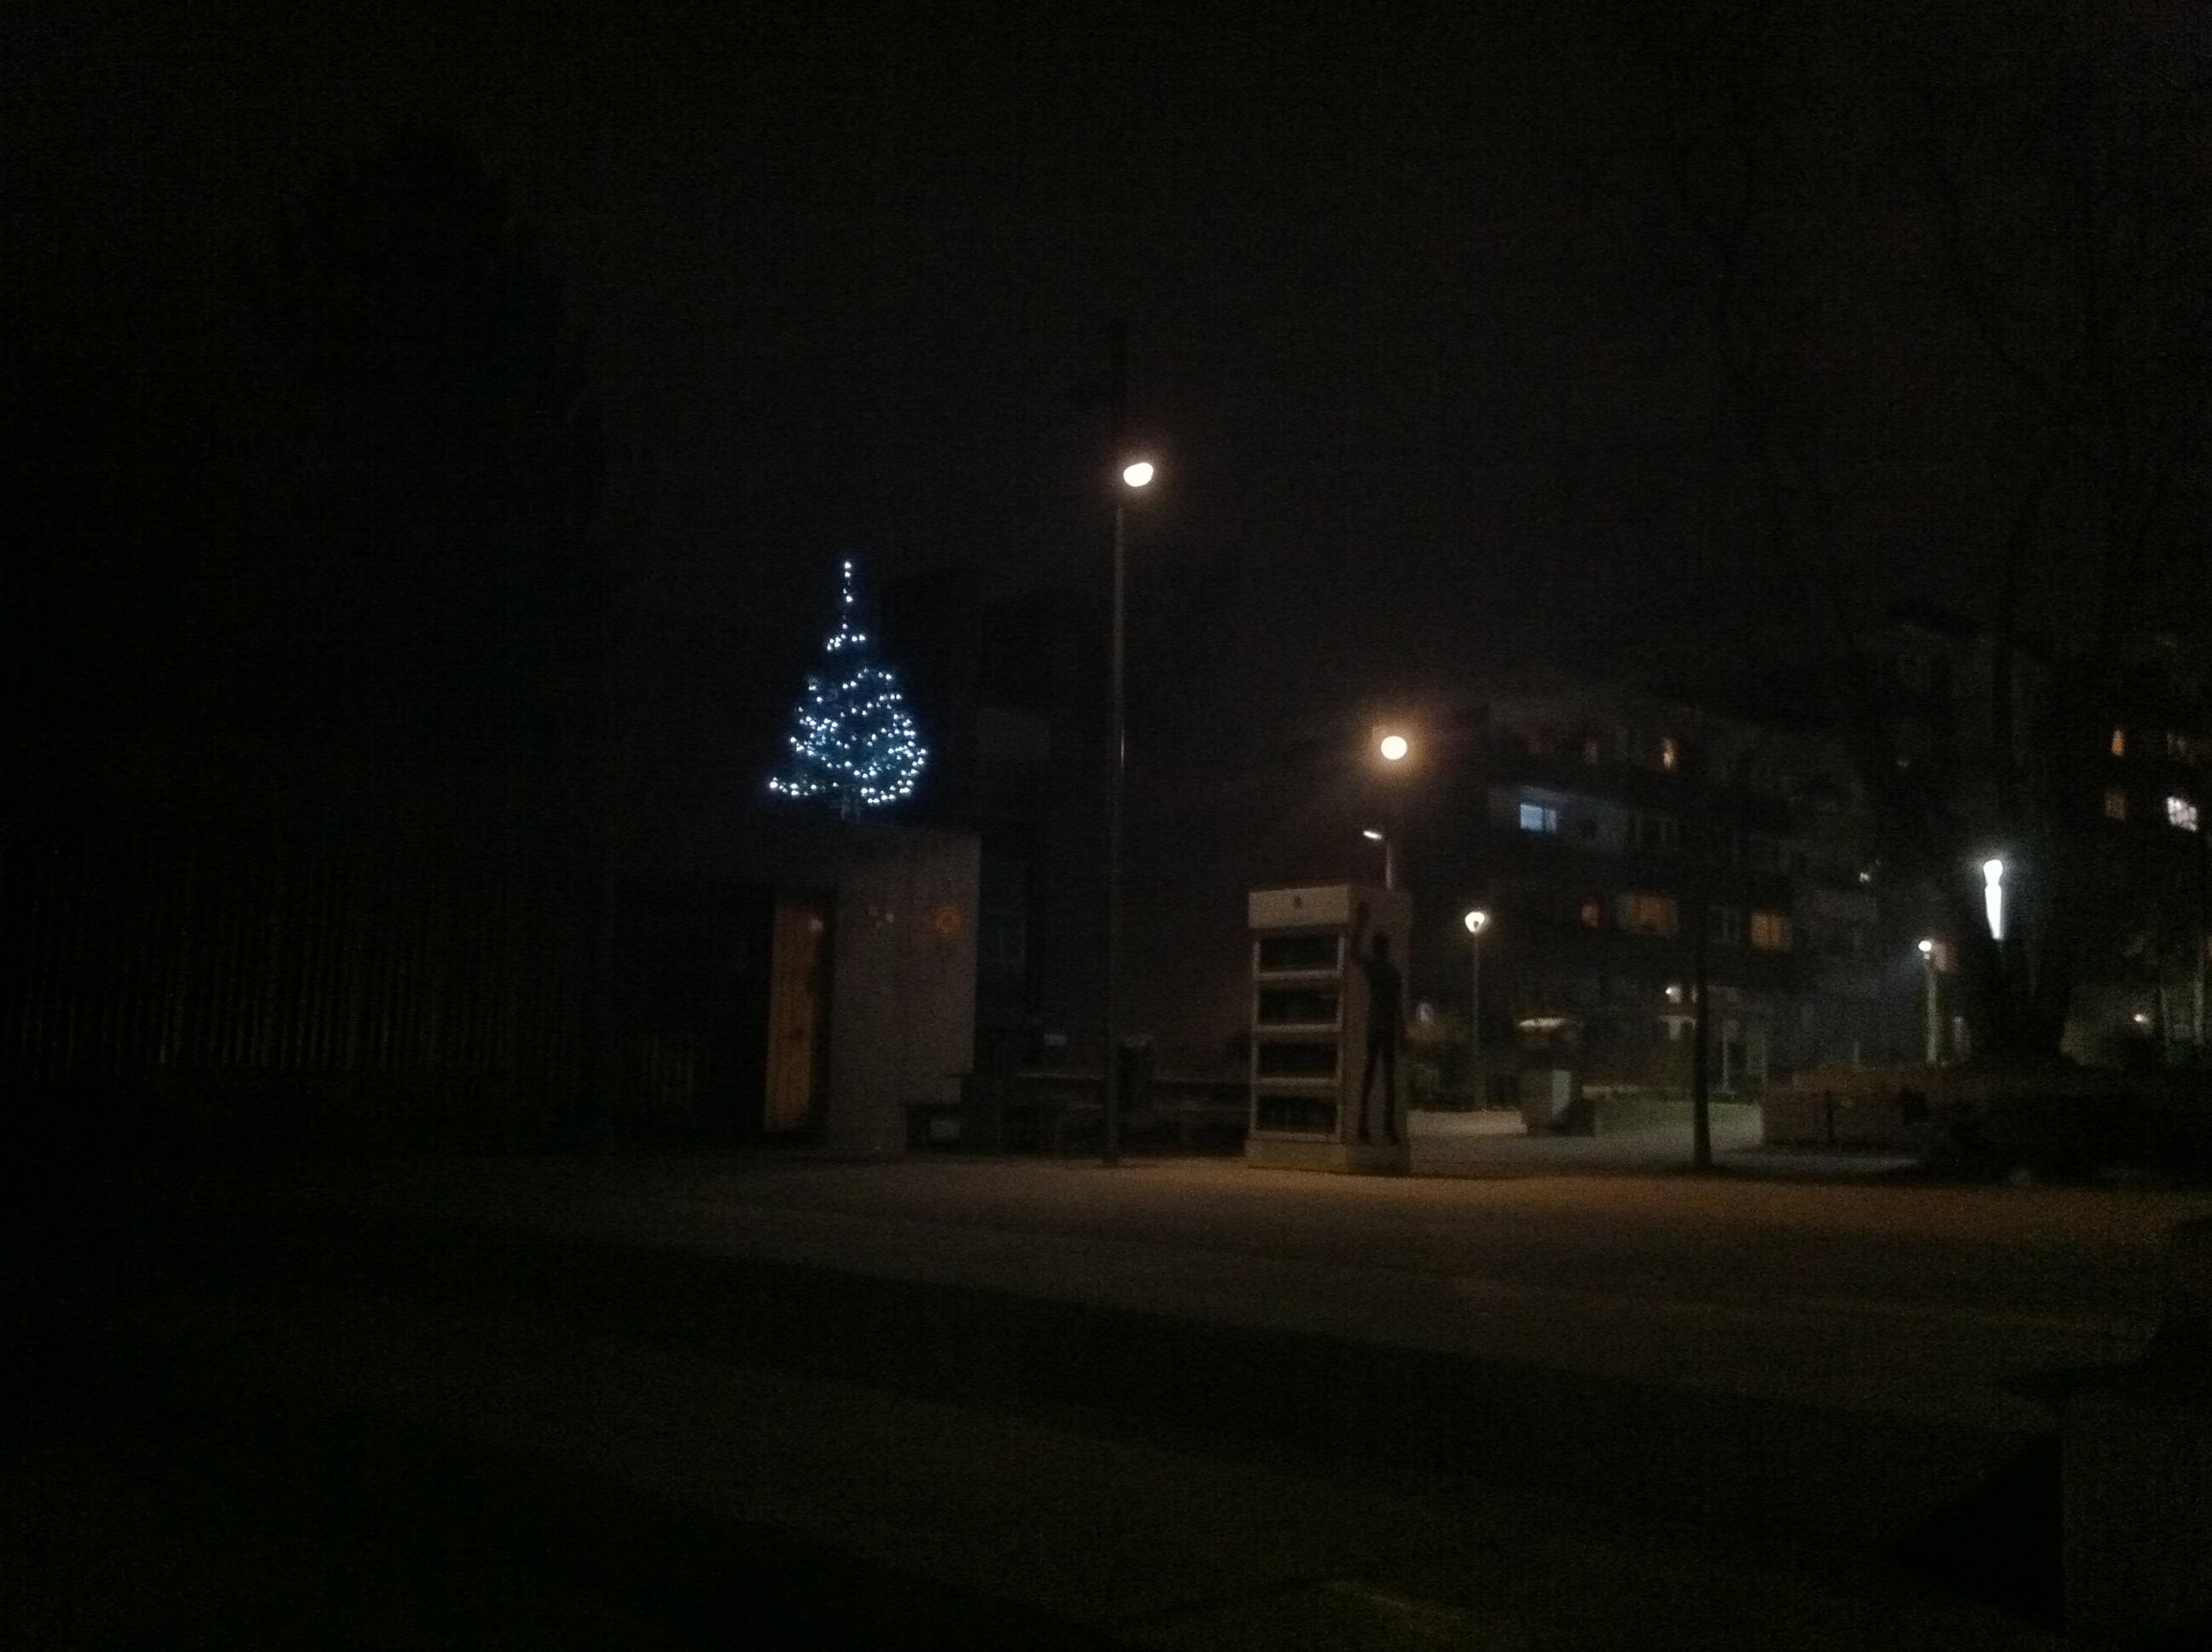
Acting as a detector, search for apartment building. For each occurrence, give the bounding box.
[1440,681,1904,1093]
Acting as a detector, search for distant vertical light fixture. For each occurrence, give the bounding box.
[1361,828,1394,891]
[1918,939,1940,1064]
[1982,858,2006,942]
[1463,909,1490,1090]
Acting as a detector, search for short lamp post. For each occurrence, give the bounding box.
[1918,938,1941,1066]
[1463,908,1489,1102]
[1365,730,1412,893]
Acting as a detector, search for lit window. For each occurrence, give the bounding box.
[2112,726,2128,757]
[1576,896,1604,929]
[1616,893,1679,936]
[2104,788,2128,823]
[1519,802,1560,834]
[1659,736,1679,771]
[1749,910,1794,951]
[2169,795,2200,832]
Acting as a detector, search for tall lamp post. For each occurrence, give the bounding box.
[1463,908,1489,1103]
[1103,457,1155,1167]
[1918,939,1941,1066]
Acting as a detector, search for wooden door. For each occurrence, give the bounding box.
[763,893,831,1133]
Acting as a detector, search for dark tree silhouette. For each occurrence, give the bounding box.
[1896,15,2212,1053]
[237,125,606,776]
[0,130,617,1150]
[1614,3,2212,1060]
[4,128,608,792]
[1,257,241,773]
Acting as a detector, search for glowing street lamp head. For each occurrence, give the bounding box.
[1463,908,1490,937]
[1982,858,2006,941]
[1377,732,1410,762]
[1918,938,1935,957]
[1361,828,1385,842]
[1982,858,2005,887]
[1121,460,1155,489]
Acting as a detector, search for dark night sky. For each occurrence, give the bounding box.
[11,1,2194,786]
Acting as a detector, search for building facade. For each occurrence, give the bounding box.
[1431,681,1906,1096]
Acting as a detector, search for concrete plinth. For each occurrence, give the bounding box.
[1245,1137,1409,1174]
[2061,1215,2212,1642]
[2063,1382,2212,1643]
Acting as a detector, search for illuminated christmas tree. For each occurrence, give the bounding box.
[768,559,927,817]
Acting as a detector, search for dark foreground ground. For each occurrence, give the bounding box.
[7,1147,2209,1648]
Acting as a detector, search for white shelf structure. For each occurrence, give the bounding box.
[1246,883,1411,1172]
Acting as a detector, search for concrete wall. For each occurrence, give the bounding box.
[825,829,981,1155]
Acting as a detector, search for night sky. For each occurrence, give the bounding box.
[11,1,2208,791]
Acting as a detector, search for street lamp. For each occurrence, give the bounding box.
[1365,729,1414,893]
[1103,455,1155,1166]
[1918,939,1940,1065]
[1982,858,2006,942]
[1463,908,1489,1100]
[1361,827,1395,891]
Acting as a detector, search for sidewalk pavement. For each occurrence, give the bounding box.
[71,1145,2203,1647]
[1405,1107,1918,1178]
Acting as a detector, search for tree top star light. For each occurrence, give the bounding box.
[768,558,927,817]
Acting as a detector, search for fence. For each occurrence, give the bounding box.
[0,801,592,1151]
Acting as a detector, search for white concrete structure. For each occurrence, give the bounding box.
[826,829,981,1156]
[1246,883,1412,1173]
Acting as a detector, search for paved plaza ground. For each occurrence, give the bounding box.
[11,1132,2210,1646]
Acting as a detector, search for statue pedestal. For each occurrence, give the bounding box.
[1243,882,1413,1176]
